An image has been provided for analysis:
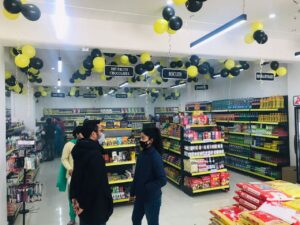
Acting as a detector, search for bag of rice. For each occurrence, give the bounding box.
[210,204,245,225]
[236,190,265,207]
[240,211,290,225]
[283,199,300,211]
[266,180,300,199]
[233,196,259,210]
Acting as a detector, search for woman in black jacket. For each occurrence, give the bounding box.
[130,127,167,225]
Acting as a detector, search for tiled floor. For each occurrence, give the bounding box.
[15,159,258,225]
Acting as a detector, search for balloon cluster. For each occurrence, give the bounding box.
[245,21,268,45]
[3,0,41,21]
[153,6,183,35]
[184,0,206,13]
[163,90,180,101]
[269,61,288,77]
[11,45,44,83]
[34,86,48,98]
[68,87,80,97]
[186,55,214,81]
[5,71,24,94]
[70,49,107,83]
[170,60,184,68]
[220,60,250,78]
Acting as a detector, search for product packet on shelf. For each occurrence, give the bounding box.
[236,182,294,202]
[210,204,245,225]
[239,210,290,225]
[265,180,300,199]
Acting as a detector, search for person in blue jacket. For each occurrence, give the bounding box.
[130,127,167,225]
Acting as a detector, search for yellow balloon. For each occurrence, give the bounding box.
[156,76,163,82]
[100,74,106,81]
[5,71,12,79]
[175,91,180,97]
[94,67,104,73]
[151,78,157,84]
[21,0,27,3]
[167,27,176,35]
[153,18,168,34]
[149,68,156,75]
[128,77,133,83]
[244,33,254,44]
[141,52,151,64]
[79,67,86,75]
[120,55,129,65]
[38,86,44,92]
[15,54,30,68]
[14,85,21,93]
[22,45,36,58]
[224,59,235,70]
[28,67,39,75]
[276,67,287,76]
[70,91,75,96]
[251,21,264,32]
[228,74,235,79]
[127,93,132,97]
[173,0,187,5]
[41,91,47,97]
[187,66,198,78]
[204,74,211,80]
[114,56,121,65]
[93,57,105,69]
[2,9,19,20]
[74,79,81,84]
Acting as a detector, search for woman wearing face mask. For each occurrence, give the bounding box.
[130,127,167,225]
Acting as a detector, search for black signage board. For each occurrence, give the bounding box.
[116,93,128,98]
[256,72,274,81]
[195,85,208,90]
[162,68,187,80]
[105,66,134,77]
[51,92,65,98]
[83,93,97,98]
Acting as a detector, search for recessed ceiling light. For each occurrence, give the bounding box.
[51,67,55,70]
[269,13,276,19]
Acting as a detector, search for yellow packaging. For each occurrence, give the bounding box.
[283,200,300,212]
[266,180,300,199]
[239,218,255,225]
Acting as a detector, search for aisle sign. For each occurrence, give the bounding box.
[256,72,274,81]
[116,93,128,98]
[162,68,187,80]
[195,85,208,90]
[105,66,134,77]
[293,96,300,106]
[83,93,97,98]
[51,92,65,98]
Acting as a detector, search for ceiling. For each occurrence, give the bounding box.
[32,0,300,40]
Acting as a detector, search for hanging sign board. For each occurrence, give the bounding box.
[83,93,97,98]
[105,66,134,77]
[293,96,300,106]
[195,85,208,90]
[162,68,187,80]
[256,72,274,81]
[116,93,128,98]
[51,92,65,98]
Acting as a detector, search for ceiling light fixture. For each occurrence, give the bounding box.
[119,81,129,88]
[139,93,147,97]
[190,14,247,48]
[154,64,161,69]
[108,89,115,95]
[54,0,68,40]
[57,89,61,93]
[103,93,108,97]
[58,57,62,73]
[269,13,276,19]
[170,82,186,89]
[295,51,300,57]
[51,67,55,70]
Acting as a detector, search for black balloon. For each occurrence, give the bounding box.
[241,63,250,70]
[85,70,92,76]
[91,49,102,58]
[230,67,240,76]
[110,61,118,66]
[156,81,162,85]
[19,67,29,73]
[106,76,112,81]
[192,77,198,82]
[6,76,16,86]
[198,64,208,74]
[104,53,115,57]
[177,61,183,68]
[83,56,93,70]
[175,80,180,85]
[73,72,80,79]
[36,78,42,83]
[170,61,177,68]
[162,6,175,21]
[75,91,80,97]
[3,0,22,14]
[259,33,268,44]
[239,61,247,65]
[80,75,86,80]
[124,87,129,93]
[131,77,136,83]
[253,30,265,43]
[69,78,75,83]
[185,0,203,13]
[135,64,145,75]
[190,55,199,66]
[169,16,183,31]
[11,48,21,56]
[145,61,154,71]
[270,61,279,71]
[185,61,191,68]
[209,67,215,75]
[21,4,41,21]
[220,69,229,78]
[136,76,141,82]
[30,57,43,69]
[129,55,138,64]
[162,78,168,82]
[187,78,192,82]
[34,92,41,98]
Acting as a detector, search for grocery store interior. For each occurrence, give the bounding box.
[1,0,300,225]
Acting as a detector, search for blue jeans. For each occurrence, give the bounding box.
[79,218,105,225]
[132,196,162,225]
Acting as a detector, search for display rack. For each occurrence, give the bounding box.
[212,96,290,180]
[154,107,179,123]
[161,107,230,196]
[43,107,147,140]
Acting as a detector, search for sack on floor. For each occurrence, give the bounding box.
[236,190,265,207]
[283,199,300,211]
[233,196,259,210]
[265,180,300,199]
[210,204,245,225]
[240,211,290,225]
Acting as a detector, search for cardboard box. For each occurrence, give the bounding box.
[282,166,297,183]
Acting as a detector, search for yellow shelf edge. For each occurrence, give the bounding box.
[103,144,136,149]
[251,145,279,153]
[251,121,283,125]
[216,120,250,124]
[161,135,180,141]
[163,160,181,170]
[226,164,276,180]
[109,178,133,185]
[189,154,225,159]
[106,161,136,167]
[249,158,278,167]
[250,108,282,112]
[104,128,133,131]
[164,148,181,155]
[226,153,249,160]
[229,132,251,136]
[166,176,180,185]
[188,124,217,128]
[192,185,230,193]
[250,134,281,139]
[113,198,130,204]
[189,169,227,176]
[6,148,18,156]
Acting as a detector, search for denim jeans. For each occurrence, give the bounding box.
[79,218,106,225]
[132,196,162,225]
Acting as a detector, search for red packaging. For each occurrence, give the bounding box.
[236,182,293,202]
[211,173,220,187]
[240,211,290,225]
[236,190,265,207]
[233,196,259,210]
[210,204,245,225]
[220,172,230,186]
[202,175,211,189]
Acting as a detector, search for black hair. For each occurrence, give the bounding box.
[46,118,52,125]
[81,120,100,138]
[72,126,83,138]
[141,127,163,154]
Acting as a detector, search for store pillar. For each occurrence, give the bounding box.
[0,46,7,225]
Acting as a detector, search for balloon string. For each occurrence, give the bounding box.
[168,34,172,65]
[242,0,246,14]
